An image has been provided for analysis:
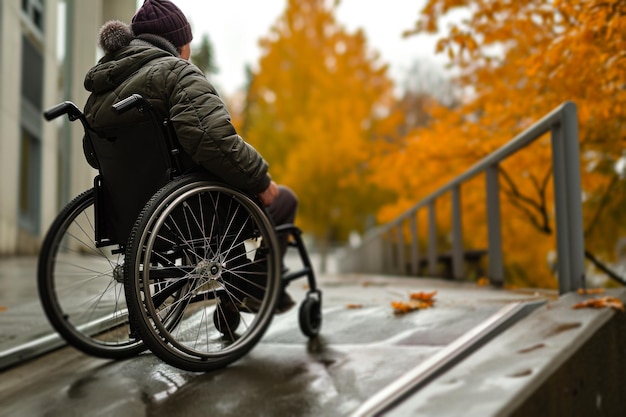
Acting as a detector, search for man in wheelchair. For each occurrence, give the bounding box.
[83,0,296,313]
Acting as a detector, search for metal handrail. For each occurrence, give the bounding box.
[338,101,584,294]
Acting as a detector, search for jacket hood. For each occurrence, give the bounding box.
[85,21,179,95]
[84,47,171,94]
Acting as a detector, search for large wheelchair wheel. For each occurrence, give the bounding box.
[124,175,281,372]
[37,189,145,358]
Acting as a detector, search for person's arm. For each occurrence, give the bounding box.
[167,61,271,195]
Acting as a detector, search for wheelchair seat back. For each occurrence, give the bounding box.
[86,117,176,247]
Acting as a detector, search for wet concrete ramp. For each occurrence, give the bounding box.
[1,273,624,417]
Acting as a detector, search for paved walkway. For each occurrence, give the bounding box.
[0,257,68,369]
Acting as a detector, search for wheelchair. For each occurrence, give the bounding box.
[38,94,322,372]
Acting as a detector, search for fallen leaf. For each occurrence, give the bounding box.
[577,288,605,295]
[391,301,416,315]
[391,299,435,315]
[392,290,438,315]
[477,277,490,287]
[572,296,624,311]
[0,306,7,312]
[409,291,437,301]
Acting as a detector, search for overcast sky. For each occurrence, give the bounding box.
[147,0,450,96]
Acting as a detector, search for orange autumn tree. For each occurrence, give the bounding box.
[372,0,626,287]
[241,0,399,264]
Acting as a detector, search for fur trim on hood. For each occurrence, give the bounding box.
[98,20,133,55]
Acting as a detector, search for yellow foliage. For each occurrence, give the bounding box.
[371,0,626,287]
[241,0,398,243]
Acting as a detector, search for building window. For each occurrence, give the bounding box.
[19,34,44,234]
[21,34,43,109]
[19,128,42,234]
[0,2,3,90]
[22,0,45,32]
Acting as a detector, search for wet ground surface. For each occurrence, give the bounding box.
[0,260,552,417]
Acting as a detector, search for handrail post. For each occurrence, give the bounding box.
[451,186,464,279]
[551,102,585,293]
[409,214,419,275]
[486,164,504,285]
[384,231,394,273]
[396,224,406,275]
[428,202,438,276]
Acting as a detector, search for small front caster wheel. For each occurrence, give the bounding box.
[299,296,322,338]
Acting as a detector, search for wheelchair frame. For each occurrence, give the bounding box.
[38,95,322,372]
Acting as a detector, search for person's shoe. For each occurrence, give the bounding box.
[276,290,295,314]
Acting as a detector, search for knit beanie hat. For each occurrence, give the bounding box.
[131,0,193,47]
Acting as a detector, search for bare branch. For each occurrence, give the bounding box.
[584,174,619,236]
[585,249,626,286]
[499,166,552,234]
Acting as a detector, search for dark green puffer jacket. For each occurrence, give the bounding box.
[82,21,270,195]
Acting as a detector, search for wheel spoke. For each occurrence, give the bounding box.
[38,189,144,359]
[124,178,281,372]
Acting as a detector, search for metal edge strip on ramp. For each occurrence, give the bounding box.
[0,310,130,371]
[351,300,546,417]
[0,333,66,371]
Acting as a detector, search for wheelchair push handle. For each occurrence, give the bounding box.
[112,94,150,115]
[43,101,83,122]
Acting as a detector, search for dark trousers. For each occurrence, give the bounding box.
[265,185,298,259]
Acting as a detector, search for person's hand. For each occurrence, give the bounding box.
[258,181,279,206]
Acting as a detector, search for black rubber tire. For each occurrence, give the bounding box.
[37,189,145,359]
[124,174,281,372]
[299,296,322,338]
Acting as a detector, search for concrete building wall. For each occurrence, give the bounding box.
[0,0,26,255]
[0,0,136,256]
[39,0,62,253]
